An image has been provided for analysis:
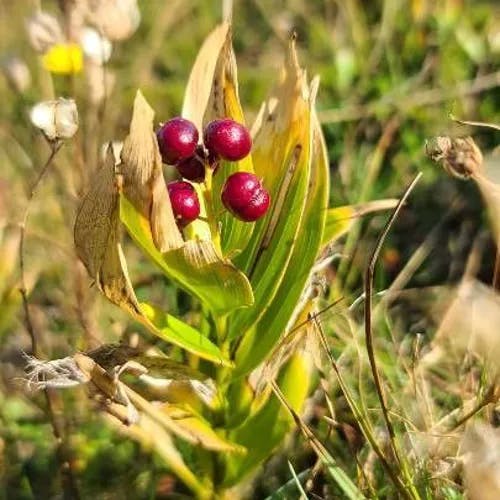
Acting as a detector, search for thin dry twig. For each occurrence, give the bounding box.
[363,173,422,484]
[19,141,81,500]
[452,117,500,132]
[448,384,499,432]
[19,141,62,352]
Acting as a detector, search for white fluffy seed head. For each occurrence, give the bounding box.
[80,27,112,64]
[30,98,79,141]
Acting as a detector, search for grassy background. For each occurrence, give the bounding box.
[1,0,500,498]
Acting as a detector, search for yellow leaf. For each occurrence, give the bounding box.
[162,404,246,454]
[42,43,82,74]
[321,199,400,247]
[75,148,230,364]
[182,22,230,132]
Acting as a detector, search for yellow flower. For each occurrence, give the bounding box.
[42,43,83,74]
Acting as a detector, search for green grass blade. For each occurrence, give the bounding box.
[264,469,312,500]
[234,106,329,376]
[287,461,309,499]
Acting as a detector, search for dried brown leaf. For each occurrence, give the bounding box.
[121,90,183,252]
[202,24,243,125]
[182,22,230,131]
[426,135,483,179]
[462,423,500,500]
[424,279,500,381]
[74,146,141,315]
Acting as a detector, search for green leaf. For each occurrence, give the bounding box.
[233,107,329,377]
[223,352,311,487]
[228,40,315,341]
[318,447,365,500]
[138,303,232,367]
[321,199,399,248]
[120,194,253,316]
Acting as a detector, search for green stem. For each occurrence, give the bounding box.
[203,168,222,255]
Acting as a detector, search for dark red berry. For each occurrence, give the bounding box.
[157,117,199,165]
[167,180,194,192]
[203,118,252,162]
[167,181,200,227]
[221,172,270,222]
[176,155,205,182]
[194,144,219,171]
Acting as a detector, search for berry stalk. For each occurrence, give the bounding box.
[203,165,222,256]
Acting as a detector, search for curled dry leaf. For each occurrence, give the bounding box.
[74,145,141,315]
[461,423,500,500]
[120,90,183,252]
[423,279,500,381]
[202,23,243,125]
[182,22,229,132]
[426,135,483,180]
[182,22,255,254]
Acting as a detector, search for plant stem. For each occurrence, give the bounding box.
[204,168,222,255]
[364,173,422,499]
[449,384,499,432]
[19,141,81,500]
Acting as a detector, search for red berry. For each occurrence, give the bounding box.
[221,172,270,222]
[176,155,205,182]
[157,117,199,165]
[168,180,194,192]
[203,119,252,162]
[167,181,200,227]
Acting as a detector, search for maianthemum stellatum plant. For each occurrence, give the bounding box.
[28,23,397,498]
[74,24,330,497]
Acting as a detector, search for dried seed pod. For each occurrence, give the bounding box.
[1,56,31,93]
[30,98,79,141]
[426,136,483,179]
[80,27,112,64]
[25,11,64,53]
[84,0,140,41]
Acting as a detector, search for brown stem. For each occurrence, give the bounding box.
[364,173,422,478]
[449,384,499,432]
[19,141,81,500]
[492,236,500,291]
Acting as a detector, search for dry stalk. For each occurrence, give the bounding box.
[363,173,422,491]
[18,141,81,500]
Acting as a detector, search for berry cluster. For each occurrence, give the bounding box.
[157,117,270,228]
